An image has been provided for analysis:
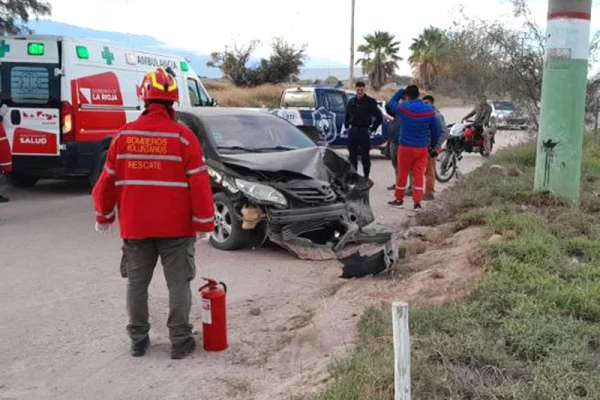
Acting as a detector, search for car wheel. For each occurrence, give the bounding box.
[209,193,253,251]
[89,149,108,188]
[9,173,39,188]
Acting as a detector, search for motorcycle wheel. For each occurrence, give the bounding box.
[436,149,456,183]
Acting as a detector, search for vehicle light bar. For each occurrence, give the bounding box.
[76,45,89,60]
[28,43,44,56]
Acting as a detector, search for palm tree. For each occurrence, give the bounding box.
[409,27,447,89]
[356,31,402,91]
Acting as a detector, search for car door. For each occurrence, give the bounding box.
[322,90,347,145]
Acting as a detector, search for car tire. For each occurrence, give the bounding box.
[9,173,39,188]
[209,192,253,251]
[89,149,108,188]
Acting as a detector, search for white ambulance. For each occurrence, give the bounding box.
[1,35,215,186]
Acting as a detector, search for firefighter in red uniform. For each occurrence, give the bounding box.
[0,105,12,203]
[92,68,215,360]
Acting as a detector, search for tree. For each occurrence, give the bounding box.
[408,27,447,90]
[260,37,306,84]
[0,0,51,34]
[207,38,306,87]
[356,31,402,91]
[325,76,340,85]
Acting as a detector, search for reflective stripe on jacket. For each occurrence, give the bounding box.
[92,104,215,239]
[0,124,12,173]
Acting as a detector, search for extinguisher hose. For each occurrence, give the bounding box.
[219,281,228,294]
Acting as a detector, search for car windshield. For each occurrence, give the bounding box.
[203,114,317,154]
[281,90,315,108]
[493,101,516,111]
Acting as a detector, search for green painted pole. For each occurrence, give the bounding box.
[534,0,592,204]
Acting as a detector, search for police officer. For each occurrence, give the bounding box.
[344,82,382,180]
[93,68,215,360]
[385,103,401,191]
[463,94,493,156]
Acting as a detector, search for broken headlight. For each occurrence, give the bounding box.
[235,179,288,207]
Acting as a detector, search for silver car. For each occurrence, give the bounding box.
[488,100,531,130]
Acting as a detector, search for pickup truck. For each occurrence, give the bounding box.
[268,87,394,156]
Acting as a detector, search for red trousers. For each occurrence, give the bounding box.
[395,145,428,204]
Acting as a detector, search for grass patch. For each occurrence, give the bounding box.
[316,139,600,399]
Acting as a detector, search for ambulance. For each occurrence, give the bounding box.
[1,35,215,187]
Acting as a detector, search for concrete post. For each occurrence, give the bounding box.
[534,0,592,204]
[349,0,355,88]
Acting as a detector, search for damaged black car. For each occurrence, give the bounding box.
[175,108,378,259]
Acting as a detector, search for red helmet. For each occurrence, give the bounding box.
[139,68,179,103]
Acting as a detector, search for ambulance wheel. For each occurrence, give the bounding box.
[209,193,252,251]
[9,173,39,188]
[89,150,108,188]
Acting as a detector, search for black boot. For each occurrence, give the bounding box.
[0,195,9,203]
[131,336,150,357]
[171,338,196,360]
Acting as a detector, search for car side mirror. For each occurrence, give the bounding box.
[209,98,218,107]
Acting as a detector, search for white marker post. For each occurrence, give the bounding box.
[392,301,411,400]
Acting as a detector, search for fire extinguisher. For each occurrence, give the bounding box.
[198,278,228,352]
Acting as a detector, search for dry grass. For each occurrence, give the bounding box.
[205,81,289,108]
[204,80,464,109]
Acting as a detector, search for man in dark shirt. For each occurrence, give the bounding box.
[344,82,382,180]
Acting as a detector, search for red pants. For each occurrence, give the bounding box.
[395,145,428,204]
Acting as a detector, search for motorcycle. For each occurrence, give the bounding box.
[435,120,496,183]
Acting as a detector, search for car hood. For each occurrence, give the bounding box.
[218,147,329,181]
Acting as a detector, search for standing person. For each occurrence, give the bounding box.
[0,105,12,203]
[344,81,383,180]
[422,95,449,200]
[385,103,401,191]
[92,68,215,360]
[463,94,493,156]
[387,85,440,211]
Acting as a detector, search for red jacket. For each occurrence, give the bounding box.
[92,104,215,239]
[0,124,12,173]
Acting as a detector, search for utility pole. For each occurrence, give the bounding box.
[534,0,592,204]
[349,0,355,89]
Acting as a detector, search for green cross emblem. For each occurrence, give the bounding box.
[101,46,114,65]
[0,40,11,58]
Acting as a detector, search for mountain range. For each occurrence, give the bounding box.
[27,20,356,79]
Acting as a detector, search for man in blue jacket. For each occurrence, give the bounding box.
[387,85,440,211]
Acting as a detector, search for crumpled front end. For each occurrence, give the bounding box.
[221,148,378,260]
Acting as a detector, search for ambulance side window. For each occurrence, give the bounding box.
[187,78,202,107]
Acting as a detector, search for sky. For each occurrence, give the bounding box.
[41,0,600,75]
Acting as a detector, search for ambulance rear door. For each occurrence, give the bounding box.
[0,37,61,157]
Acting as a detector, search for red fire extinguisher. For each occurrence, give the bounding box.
[198,278,227,352]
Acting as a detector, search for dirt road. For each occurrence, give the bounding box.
[0,108,531,400]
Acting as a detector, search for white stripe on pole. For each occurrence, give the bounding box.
[392,301,411,400]
[545,18,592,60]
